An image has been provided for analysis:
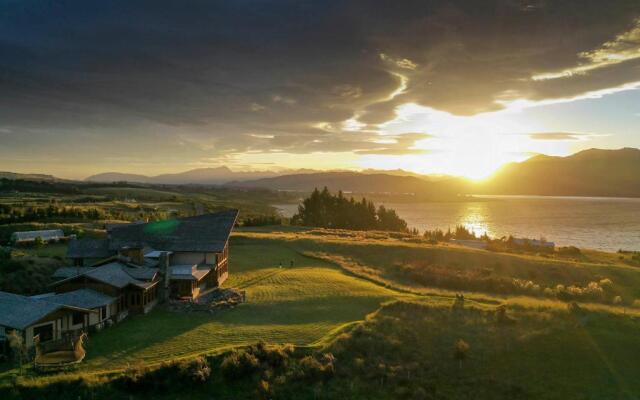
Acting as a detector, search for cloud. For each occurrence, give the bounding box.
[533,19,640,81]
[354,132,431,155]
[528,132,596,141]
[0,0,639,170]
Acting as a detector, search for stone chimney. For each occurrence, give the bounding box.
[121,246,145,265]
[159,251,171,302]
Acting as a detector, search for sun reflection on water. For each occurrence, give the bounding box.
[459,204,491,238]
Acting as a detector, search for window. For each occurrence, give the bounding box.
[100,306,107,321]
[33,323,54,342]
[72,312,84,326]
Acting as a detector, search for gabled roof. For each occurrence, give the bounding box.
[125,266,158,281]
[109,209,239,253]
[0,291,89,330]
[67,238,115,259]
[34,289,116,310]
[52,266,97,280]
[52,262,157,289]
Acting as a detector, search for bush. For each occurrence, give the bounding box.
[558,246,581,257]
[0,246,11,260]
[262,343,294,368]
[221,350,260,380]
[297,353,335,381]
[298,356,325,381]
[179,356,211,383]
[243,215,282,227]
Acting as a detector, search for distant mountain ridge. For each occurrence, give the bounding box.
[481,147,640,197]
[85,167,429,185]
[86,167,285,185]
[0,171,66,182]
[227,171,471,200]
[6,148,640,198]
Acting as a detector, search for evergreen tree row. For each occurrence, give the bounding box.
[292,187,408,232]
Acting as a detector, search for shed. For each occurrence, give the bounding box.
[11,229,65,244]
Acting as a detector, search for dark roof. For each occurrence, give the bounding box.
[52,266,96,279]
[125,266,158,281]
[0,291,89,330]
[67,238,115,259]
[105,221,146,232]
[36,289,116,309]
[109,209,239,253]
[52,262,158,289]
[170,265,211,281]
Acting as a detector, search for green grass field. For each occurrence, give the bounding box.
[3,238,399,386]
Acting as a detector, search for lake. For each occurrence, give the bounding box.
[274,195,640,252]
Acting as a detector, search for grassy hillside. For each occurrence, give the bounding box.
[236,229,640,305]
[3,228,640,398]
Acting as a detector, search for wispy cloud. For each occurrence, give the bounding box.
[533,19,640,81]
[528,132,597,141]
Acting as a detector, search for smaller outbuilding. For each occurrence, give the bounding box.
[11,229,67,244]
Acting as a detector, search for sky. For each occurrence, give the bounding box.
[1,0,640,180]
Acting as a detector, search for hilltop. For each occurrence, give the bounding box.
[0,172,66,182]
[482,147,640,197]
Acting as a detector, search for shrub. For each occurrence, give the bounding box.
[298,356,324,380]
[243,215,282,227]
[257,379,272,398]
[453,339,470,369]
[612,295,623,305]
[221,350,260,380]
[297,354,335,381]
[495,305,516,325]
[179,356,211,383]
[0,246,11,260]
[558,246,581,256]
[264,344,294,368]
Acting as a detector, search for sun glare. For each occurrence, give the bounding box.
[359,103,573,180]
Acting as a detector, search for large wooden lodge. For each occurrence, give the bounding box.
[0,209,238,348]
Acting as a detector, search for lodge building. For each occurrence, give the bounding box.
[0,209,238,349]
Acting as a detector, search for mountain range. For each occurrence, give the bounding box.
[85,167,285,185]
[84,167,429,186]
[478,147,640,197]
[229,148,640,198]
[6,148,640,198]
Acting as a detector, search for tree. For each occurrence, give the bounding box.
[613,295,625,314]
[453,339,470,370]
[292,187,408,232]
[34,236,45,247]
[8,330,26,374]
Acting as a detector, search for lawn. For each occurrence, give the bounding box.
[236,229,640,303]
[6,239,399,381]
